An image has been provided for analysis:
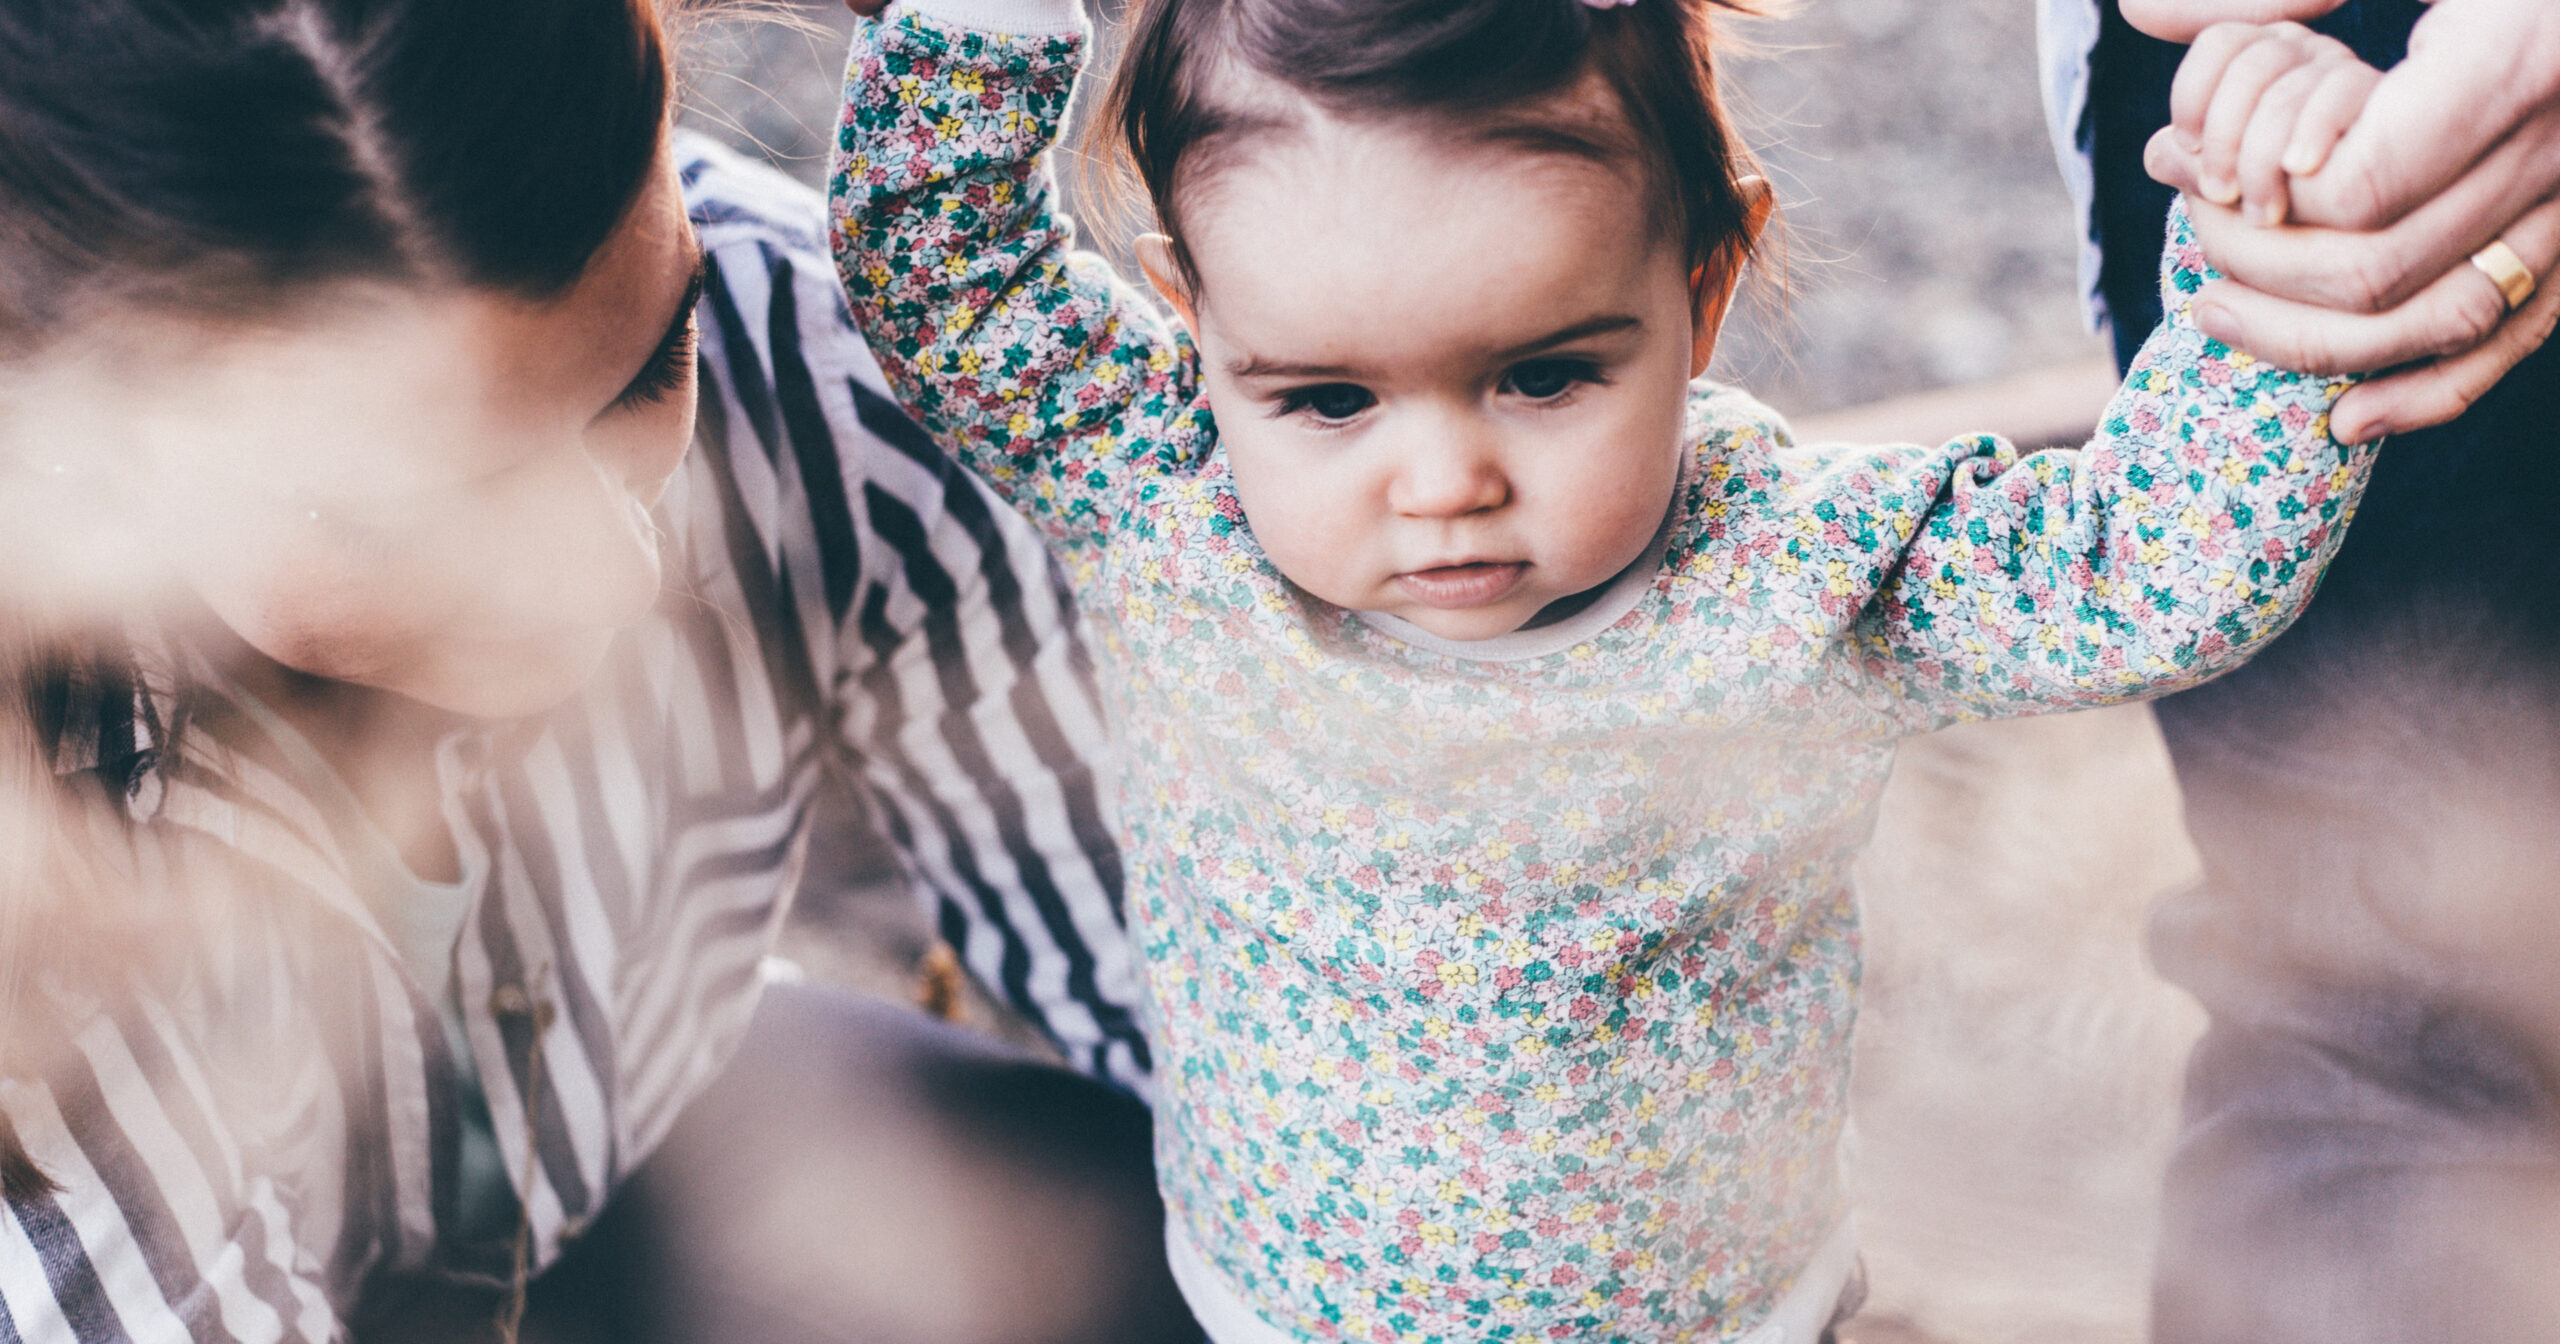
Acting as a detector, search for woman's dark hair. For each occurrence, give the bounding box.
[0,0,675,1200]
[0,0,673,355]
[1096,0,1768,293]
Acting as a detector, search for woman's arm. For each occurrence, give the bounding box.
[685,143,1152,1090]
[831,461,1154,1092]
[829,0,1199,572]
[1847,202,2371,721]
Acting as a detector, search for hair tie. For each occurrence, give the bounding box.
[1581,0,1639,7]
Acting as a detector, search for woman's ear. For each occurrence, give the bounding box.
[1134,234,1199,333]
[1688,176,1775,381]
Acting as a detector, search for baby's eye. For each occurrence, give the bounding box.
[1501,358,1602,401]
[1276,383,1377,423]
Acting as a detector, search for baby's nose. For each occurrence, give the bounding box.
[1387,436,1511,518]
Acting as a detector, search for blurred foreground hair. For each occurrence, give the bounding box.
[0,0,676,1197]
[1095,0,1773,293]
[0,0,673,352]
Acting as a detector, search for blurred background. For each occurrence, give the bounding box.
[679,5,2202,1342]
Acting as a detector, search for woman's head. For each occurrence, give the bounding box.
[0,0,700,718]
[0,0,696,1191]
[1098,0,1774,641]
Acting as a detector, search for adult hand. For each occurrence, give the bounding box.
[2240,0,2558,235]
[2176,194,2560,442]
[2144,0,2560,440]
[2119,0,2346,45]
[2151,0,2560,260]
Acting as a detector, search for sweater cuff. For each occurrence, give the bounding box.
[894,0,1084,36]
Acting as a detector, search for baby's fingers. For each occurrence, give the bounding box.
[2281,59,2382,178]
[2170,23,2267,154]
[2235,63,2326,224]
[2231,53,2375,224]
[2194,26,2323,204]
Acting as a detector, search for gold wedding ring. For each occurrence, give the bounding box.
[2470,239,2538,312]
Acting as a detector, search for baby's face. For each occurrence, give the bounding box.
[1164,111,1734,642]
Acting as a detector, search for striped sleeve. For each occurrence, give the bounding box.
[682,140,1152,1093]
[2,1002,337,1344]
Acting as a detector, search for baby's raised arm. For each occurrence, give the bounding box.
[1845,203,2372,722]
[829,0,1198,568]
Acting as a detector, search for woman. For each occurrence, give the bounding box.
[0,1,1191,1340]
[2041,0,2560,1337]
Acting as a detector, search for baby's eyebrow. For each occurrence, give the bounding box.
[1226,354,1361,380]
[1226,316,1644,382]
[1493,314,1643,361]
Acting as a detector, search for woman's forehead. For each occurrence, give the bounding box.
[484,157,701,420]
[34,159,698,502]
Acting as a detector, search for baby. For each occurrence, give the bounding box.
[828,1,2376,1340]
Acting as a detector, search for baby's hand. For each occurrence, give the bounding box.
[2161,21,2383,226]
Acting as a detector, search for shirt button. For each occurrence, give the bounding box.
[446,732,493,791]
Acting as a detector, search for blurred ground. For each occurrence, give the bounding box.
[1843,710,2202,1344]
[1711,0,2112,411]
[683,7,2197,1344]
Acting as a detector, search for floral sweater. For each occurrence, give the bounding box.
[828,5,2370,1340]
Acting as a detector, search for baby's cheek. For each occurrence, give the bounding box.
[1248,494,1369,604]
[1537,451,1677,578]
[1229,450,1363,593]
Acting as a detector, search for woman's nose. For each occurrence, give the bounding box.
[1385,430,1510,519]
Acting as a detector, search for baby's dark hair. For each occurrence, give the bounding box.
[1096,0,1769,293]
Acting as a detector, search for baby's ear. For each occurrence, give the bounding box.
[1134,234,1199,333]
[1688,176,1775,381]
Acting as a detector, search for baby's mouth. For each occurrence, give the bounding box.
[1395,561,1529,610]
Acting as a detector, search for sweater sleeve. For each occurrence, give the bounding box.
[1841,201,2375,723]
[828,2,1200,573]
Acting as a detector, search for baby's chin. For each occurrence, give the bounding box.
[1374,597,1550,644]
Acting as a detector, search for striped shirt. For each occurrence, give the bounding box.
[0,132,1146,1342]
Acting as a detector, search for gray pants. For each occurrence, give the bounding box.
[353,984,1203,1344]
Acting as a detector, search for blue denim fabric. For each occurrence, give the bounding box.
[2088,5,2560,1340]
